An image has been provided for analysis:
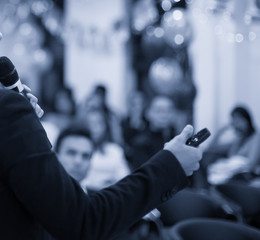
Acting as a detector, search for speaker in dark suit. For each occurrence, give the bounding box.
[0,89,199,240]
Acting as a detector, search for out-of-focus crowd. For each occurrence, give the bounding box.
[41,84,179,190]
[40,83,260,239]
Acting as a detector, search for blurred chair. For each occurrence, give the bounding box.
[157,188,238,227]
[113,218,164,240]
[215,182,260,228]
[168,218,260,240]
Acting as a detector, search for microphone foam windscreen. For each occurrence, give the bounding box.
[0,56,19,86]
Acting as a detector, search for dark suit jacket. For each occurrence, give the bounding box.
[0,89,188,240]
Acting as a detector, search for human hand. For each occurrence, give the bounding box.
[164,125,203,176]
[23,85,44,118]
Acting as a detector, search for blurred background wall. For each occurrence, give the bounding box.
[1,0,260,142]
[64,0,135,116]
[191,0,260,139]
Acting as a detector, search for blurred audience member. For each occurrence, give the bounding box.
[121,90,148,163]
[53,87,76,116]
[127,94,177,170]
[78,84,124,146]
[200,105,260,186]
[41,86,76,145]
[81,109,130,192]
[54,125,94,191]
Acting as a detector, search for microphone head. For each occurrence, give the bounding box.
[0,56,19,87]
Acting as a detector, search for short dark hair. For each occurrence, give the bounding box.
[94,84,106,97]
[231,105,255,135]
[54,125,92,153]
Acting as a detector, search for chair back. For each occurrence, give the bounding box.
[215,183,260,216]
[170,218,260,240]
[157,188,227,226]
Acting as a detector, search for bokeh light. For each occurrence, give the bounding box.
[148,57,183,96]
[161,8,193,49]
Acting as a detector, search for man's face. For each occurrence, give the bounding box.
[58,135,94,182]
[86,111,107,143]
[147,96,175,130]
[231,113,250,136]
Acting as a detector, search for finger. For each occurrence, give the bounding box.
[35,104,44,118]
[194,162,200,171]
[179,125,194,142]
[23,84,32,92]
[26,93,38,102]
[26,93,38,107]
[38,109,44,118]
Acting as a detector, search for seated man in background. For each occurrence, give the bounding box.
[127,94,177,170]
[54,125,94,191]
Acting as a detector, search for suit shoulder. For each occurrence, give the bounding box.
[0,89,26,103]
[0,89,33,120]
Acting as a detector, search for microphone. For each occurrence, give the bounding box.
[0,56,26,92]
[0,56,44,118]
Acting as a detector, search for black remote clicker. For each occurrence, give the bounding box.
[186,128,211,147]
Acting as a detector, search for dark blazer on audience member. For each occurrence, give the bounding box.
[0,89,188,240]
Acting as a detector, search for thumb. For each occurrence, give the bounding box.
[179,125,194,142]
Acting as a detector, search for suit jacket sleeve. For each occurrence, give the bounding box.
[0,90,188,240]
